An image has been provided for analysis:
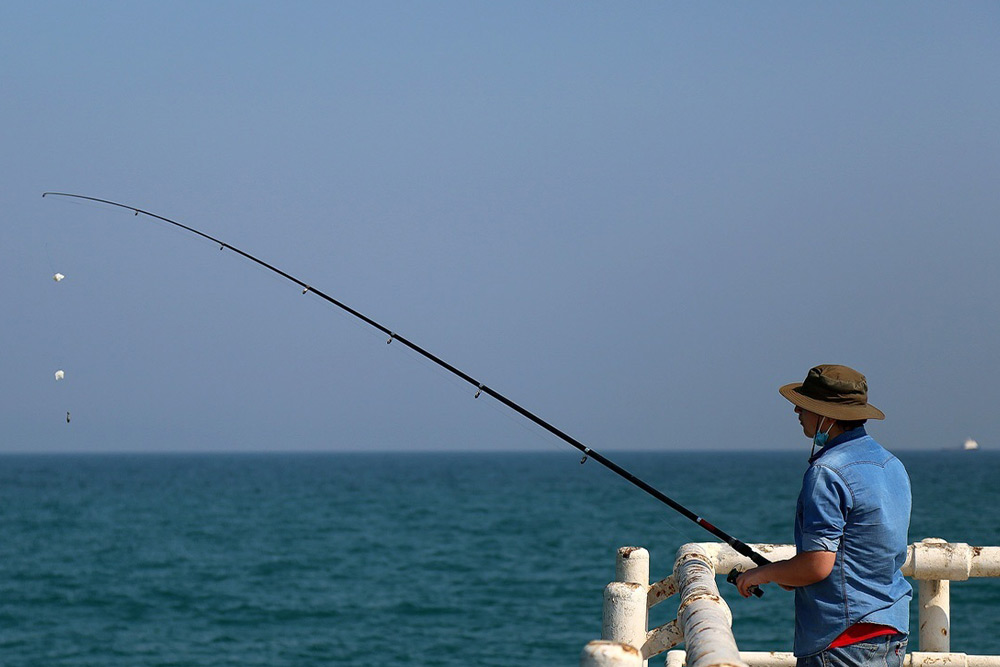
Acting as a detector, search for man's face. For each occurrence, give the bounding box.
[795,405,824,438]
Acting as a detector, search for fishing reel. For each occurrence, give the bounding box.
[726,568,764,598]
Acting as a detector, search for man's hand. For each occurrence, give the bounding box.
[736,565,774,598]
[735,551,836,598]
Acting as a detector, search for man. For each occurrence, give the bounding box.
[736,364,911,667]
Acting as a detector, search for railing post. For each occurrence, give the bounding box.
[601,547,650,665]
[603,581,648,654]
[915,538,952,652]
[918,578,950,652]
[616,546,650,586]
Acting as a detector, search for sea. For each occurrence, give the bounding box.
[2,449,997,666]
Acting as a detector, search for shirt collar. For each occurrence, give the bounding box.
[809,425,867,463]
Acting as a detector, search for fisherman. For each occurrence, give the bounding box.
[736,364,911,667]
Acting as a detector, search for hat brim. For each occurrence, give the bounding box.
[779,382,885,420]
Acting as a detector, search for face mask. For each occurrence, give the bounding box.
[811,417,835,458]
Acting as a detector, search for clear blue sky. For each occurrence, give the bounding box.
[3,2,999,453]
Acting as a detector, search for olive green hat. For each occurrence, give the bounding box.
[779,364,885,421]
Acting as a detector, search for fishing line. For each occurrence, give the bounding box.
[42,192,770,591]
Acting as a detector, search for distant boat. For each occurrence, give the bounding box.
[963,438,979,451]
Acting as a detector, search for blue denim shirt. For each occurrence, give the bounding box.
[793,428,912,657]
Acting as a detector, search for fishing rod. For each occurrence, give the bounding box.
[42,191,769,592]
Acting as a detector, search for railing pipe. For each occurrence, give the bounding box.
[581,641,643,667]
[909,652,1000,667]
[589,540,1000,667]
[907,540,1000,580]
[693,539,1000,654]
[673,543,747,667]
[669,652,1000,667]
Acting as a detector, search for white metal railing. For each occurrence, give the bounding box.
[580,540,1000,667]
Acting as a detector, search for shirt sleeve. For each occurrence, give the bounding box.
[798,464,851,553]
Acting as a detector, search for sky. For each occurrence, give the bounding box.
[2,2,999,454]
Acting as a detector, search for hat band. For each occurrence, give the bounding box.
[796,385,868,407]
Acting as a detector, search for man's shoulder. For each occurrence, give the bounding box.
[814,436,898,470]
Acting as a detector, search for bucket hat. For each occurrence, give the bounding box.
[779,364,885,421]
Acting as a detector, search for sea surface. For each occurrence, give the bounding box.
[1,450,998,666]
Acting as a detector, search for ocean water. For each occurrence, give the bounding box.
[1,450,997,666]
